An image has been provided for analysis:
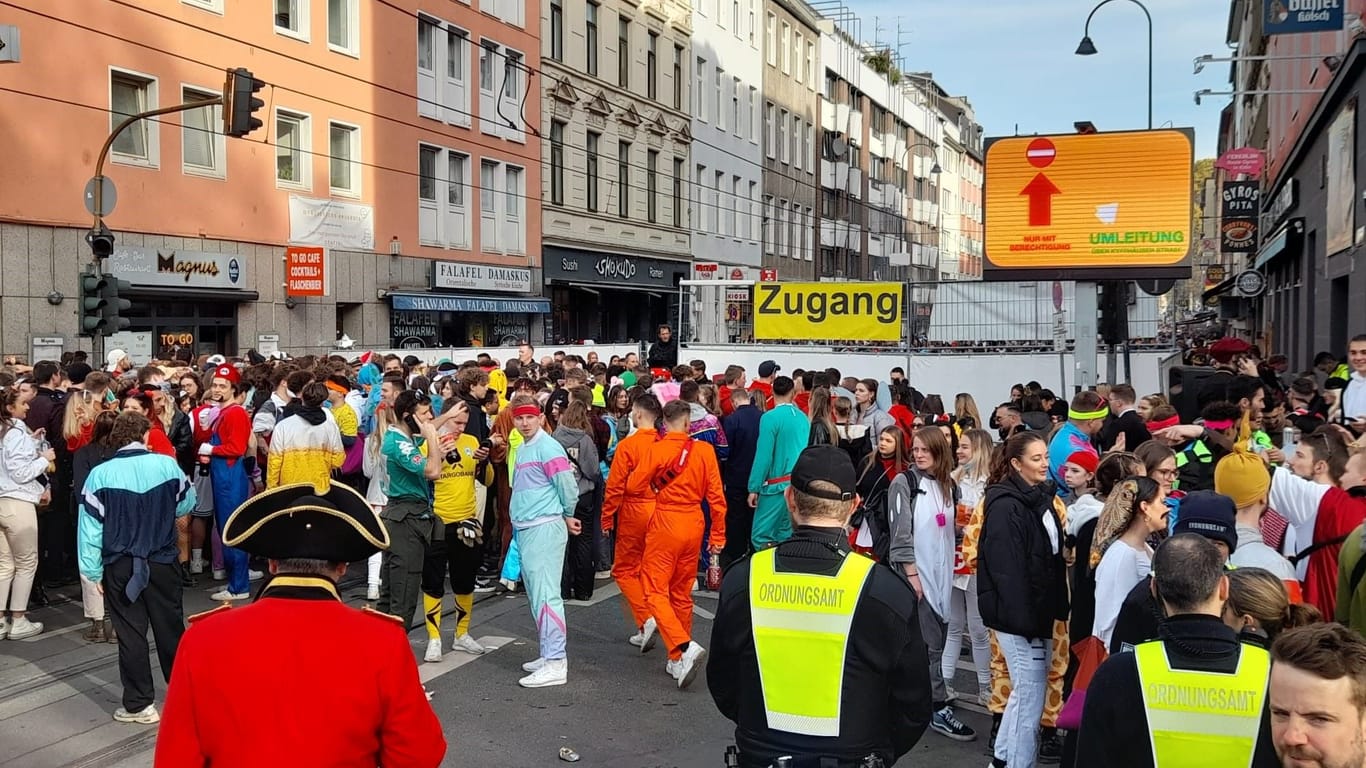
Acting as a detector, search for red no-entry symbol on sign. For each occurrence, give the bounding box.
[1026,138,1056,168]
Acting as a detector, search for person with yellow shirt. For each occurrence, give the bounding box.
[421,400,494,663]
[266,382,344,489]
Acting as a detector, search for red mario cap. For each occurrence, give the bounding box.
[212,364,241,386]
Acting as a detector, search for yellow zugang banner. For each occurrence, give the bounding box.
[753,282,904,342]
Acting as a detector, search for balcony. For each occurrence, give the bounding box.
[847,108,863,139]
[868,131,885,158]
[868,179,904,211]
[822,160,864,194]
[868,235,885,259]
[820,219,863,248]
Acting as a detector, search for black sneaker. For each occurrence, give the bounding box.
[1037,730,1063,764]
[986,717,1000,756]
[931,705,976,742]
[473,577,497,593]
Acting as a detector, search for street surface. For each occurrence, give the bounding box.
[1,574,993,768]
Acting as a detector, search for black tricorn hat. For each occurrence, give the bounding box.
[223,483,389,562]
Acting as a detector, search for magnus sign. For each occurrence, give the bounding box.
[106,245,246,290]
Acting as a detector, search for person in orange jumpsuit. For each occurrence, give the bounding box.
[601,393,663,650]
[152,482,446,768]
[634,399,727,689]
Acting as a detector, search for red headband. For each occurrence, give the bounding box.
[513,404,542,418]
[1147,415,1180,433]
[1204,418,1236,431]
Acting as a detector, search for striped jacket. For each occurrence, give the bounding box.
[267,408,345,489]
[78,443,195,595]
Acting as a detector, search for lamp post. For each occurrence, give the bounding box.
[1076,0,1152,129]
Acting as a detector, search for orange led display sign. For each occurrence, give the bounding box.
[983,128,1194,279]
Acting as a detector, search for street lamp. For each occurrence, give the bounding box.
[1076,0,1152,129]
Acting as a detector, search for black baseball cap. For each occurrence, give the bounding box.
[758,360,781,377]
[790,445,857,501]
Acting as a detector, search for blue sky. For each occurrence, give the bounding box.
[845,0,1233,158]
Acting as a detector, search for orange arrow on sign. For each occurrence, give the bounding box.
[1021,173,1060,227]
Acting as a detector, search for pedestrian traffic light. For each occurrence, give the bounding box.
[79,267,106,336]
[1098,280,1129,345]
[222,67,265,138]
[86,225,114,259]
[99,274,132,335]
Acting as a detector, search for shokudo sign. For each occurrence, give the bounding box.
[285,246,326,296]
[983,128,1194,280]
[753,282,903,342]
[1221,181,1260,254]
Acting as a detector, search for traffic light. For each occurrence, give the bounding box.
[79,267,106,336]
[223,67,265,138]
[86,225,114,259]
[1098,280,1129,345]
[100,274,132,335]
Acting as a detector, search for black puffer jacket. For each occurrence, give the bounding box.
[977,473,1070,640]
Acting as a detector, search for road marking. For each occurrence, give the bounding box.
[692,606,715,620]
[418,635,514,685]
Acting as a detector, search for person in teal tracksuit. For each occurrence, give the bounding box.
[745,377,810,549]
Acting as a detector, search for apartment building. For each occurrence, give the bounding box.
[935,93,984,280]
[691,0,764,270]
[1211,0,1366,366]
[540,0,693,343]
[760,0,820,280]
[0,0,544,361]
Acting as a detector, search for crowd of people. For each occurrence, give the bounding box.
[5,328,1366,767]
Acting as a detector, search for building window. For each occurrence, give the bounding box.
[794,32,804,83]
[418,19,469,126]
[715,68,724,131]
[732,0,741,33]
[747,181,757,240]
[749,86,759,142]
[328,0,358,54]
[803,121,813,171]
[696,164,706,229]
[448,153,466,209]
[715,170,725,234]
[419,146,438,202]
[748,4,755,45]
[647,32,658,101]
[778,108,788,163]
[110,70,158,166]
[480,160,498,250]
[479,41,495,92]
[805,40,815,86]
[765,12,775,66]
[503,50,521,99]
[274,0,308,39]
[647,150,659,223]
[181,86,224,177]
[672,45,683,110]
[550,120,565,206]
[673,157,684,228]
[586,3,599,76]
[418,146,469,249]
[764,102,774,159]
[791,113,800,169]
[763,195,774,253]
[618,141,631,218]
[780,22,790,74]
[586,131,600,211]
[618,16,630,89]
[505,165,522,222]
[731,77,740,137]
[328,122,359,195]
[731,175,740,238]
[695,57,706,122]
[182,0,223,12]
[275,109,310,188]
[549,0,563,61]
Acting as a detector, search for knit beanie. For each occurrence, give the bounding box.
[1213,413,1271,509]
[1065,450,1099,474]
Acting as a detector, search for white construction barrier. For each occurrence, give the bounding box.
[365,344,642,368]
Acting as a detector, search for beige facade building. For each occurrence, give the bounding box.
[540,0,694,343]
[759,0,820,280]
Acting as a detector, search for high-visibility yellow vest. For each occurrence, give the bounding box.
[749,546,875,737]
[1135,640,1269,768]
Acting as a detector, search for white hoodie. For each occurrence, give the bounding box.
[0,420,49,504]
[1066,493,1104,539]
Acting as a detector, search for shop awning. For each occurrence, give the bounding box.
[388,292,551,314]
[1254,218,1304,269]
[125,285,261,302]
[1201,276,1236,301]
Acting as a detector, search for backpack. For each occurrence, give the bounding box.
[873,467,960,564]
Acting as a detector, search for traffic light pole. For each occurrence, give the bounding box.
[87,97,221,363]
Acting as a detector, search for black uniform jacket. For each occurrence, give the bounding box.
[707,526,932,768]
[1077,614,1279,768]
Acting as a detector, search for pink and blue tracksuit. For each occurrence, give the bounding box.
[511,429,580,661]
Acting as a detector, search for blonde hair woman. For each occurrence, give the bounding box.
[63,388,100,452]
[954,393,984,431]
[1225,567,1321,641]
[1090,476,1167,647]
[945,428,995,705]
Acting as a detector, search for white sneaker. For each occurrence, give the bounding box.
[639,617,658,654]
[247,570,264,582]
[423,638,443,663]
[500,578,519,593]
[946,684,958,702]
[211,569,227,580]
[189,558,205,575]
[0,616,10,640]
[519,658,567,688]
[595,570,613,580]
[672,642,707,690]
[113,704,160,724]
[522,657,547,673]
[366,585,380,601]
[628,631,646,647]
[452,634,486,655]
[210,589,249,601]
[7,617,44,640]
[665,659,680,677]
[978,690,992,708]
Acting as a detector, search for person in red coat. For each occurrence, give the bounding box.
[153,482,446,768]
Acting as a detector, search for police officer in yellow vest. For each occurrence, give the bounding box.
[707,445,932,768]
[1077,533,1280,767]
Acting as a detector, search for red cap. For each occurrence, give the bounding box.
[212,364,241,386]
[1064,450,1099,474]
[1209,337,1252,363]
